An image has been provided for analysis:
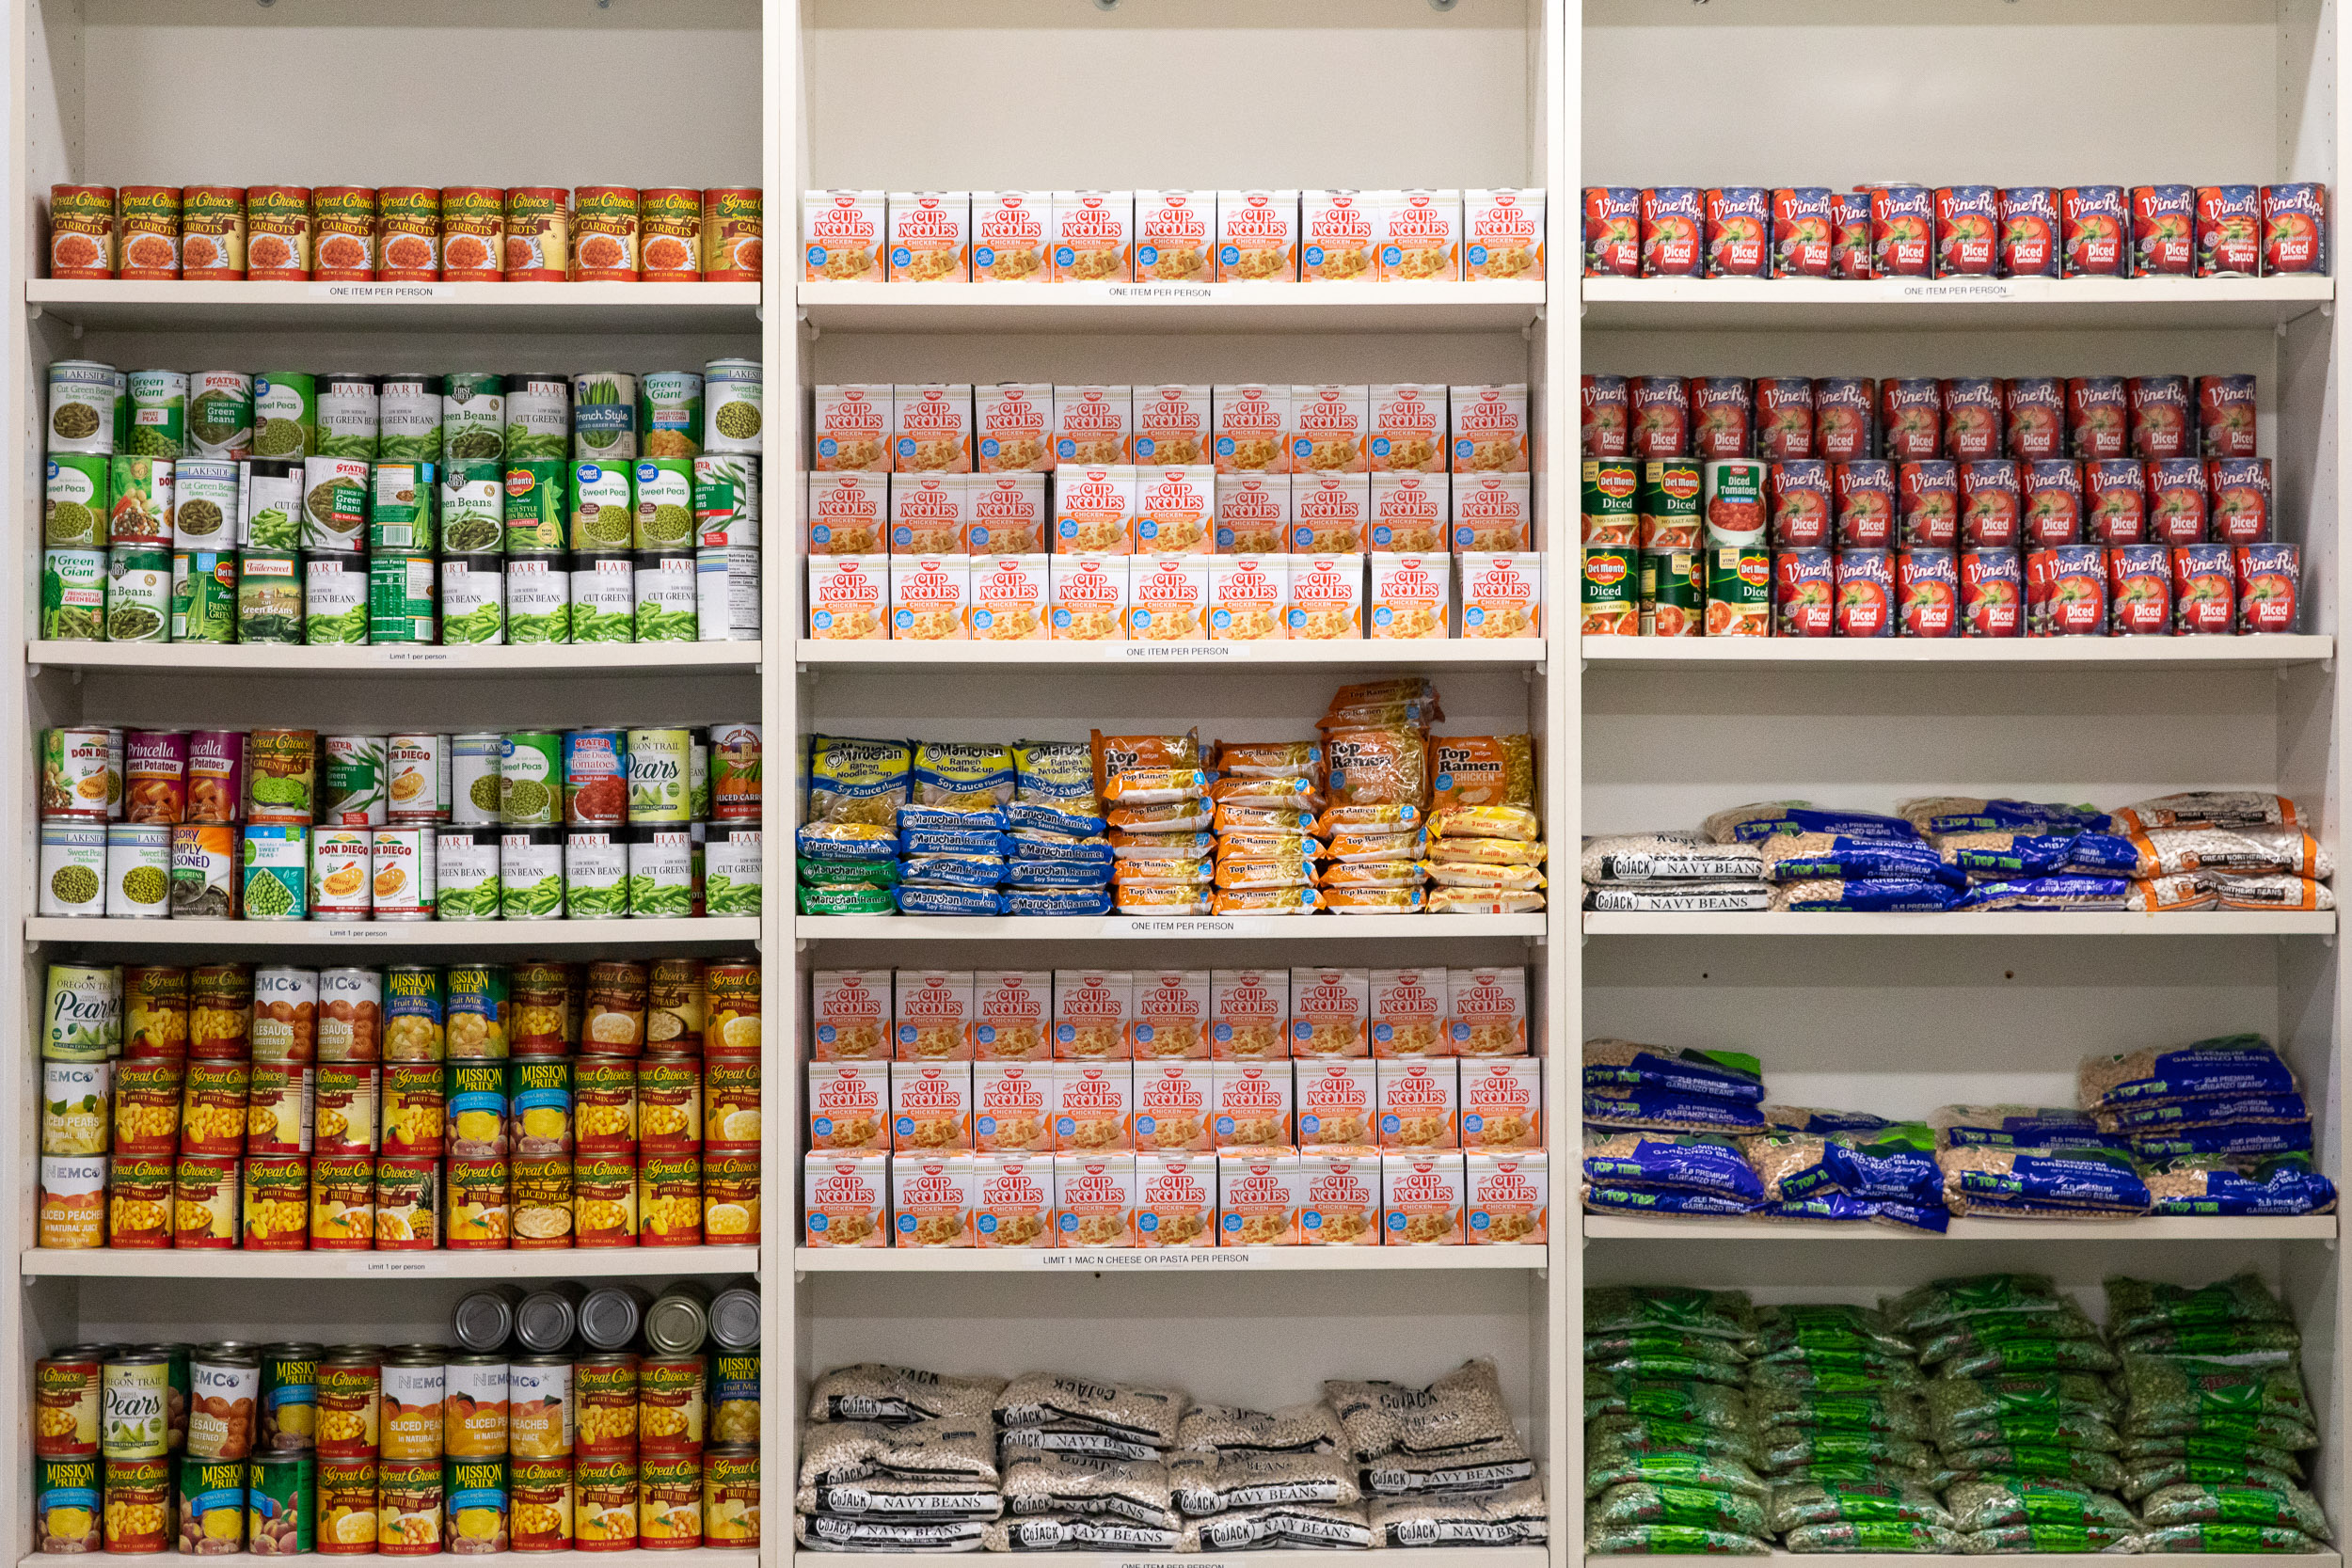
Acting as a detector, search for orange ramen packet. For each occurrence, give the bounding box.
[1091,729,1202,800]
[1427,736,1535,813]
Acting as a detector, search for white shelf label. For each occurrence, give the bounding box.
[1029,1250,1252,1269]
[1083,282,1231,305]
[319,926,398,942]
[1115,642,1241,660]
[349,1256,443,1274]
[308,283,456,302]
[1897,279,2015,302]
[379,648,454,664]
[1108,917,1265,937]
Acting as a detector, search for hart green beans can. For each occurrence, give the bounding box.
[570,556,635,642]
[505,557,570,644]
[316,373,381,460]
[453,733,503,827]
[378,373,444,464]
[568,462,633,553]
[440,557,505,645]
[444,372,506,467]
[369,461,437,552]
[250,372,317,460]
[126,371,187,459]
[628,825,693,917]
[173,459,240,549]
[500,733,563,827]
[371,554,437,644]
[565,831,628,919]
[570,372,637,460]
[237,551,304,644]
[640,372,704,460]
[45,453,109,546]
[632,458,694,549]
[105,548,170,643]
[503,373,567,462]
[242,460,303,551]
[633,552,697,642]
[41,548,107,641]
[437,828,502,919]
[441,462,503,556]
[625,729,692,824]
[172,552,237,643]
[305,556,369,645]
[501,829,565,920]
[186,372,255,460]
[503,461,565,554]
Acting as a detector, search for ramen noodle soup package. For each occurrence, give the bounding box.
[1207,556,1288,641]
[1132,466,1215,554]
[974,1063,1055,1152]
[967,472,1048,552]
[974,972,1052,1060]
[1209,1062,1295,1147]
[1370,553,1452,640]
[804,189,884,281]
[891,1062,974,1150]
[893,1153,978,1246]
[895,970,977,1060]
[890,553,970,640]
[1463,190,1546,281]
[1135,1153,1216,1246]
[973,191,1050,282]
[810,1062,890,1150]
[808,470,887,555]
[1297,1148,1382,1243]
[1291,967,1370,1057]
[1296,1059,1376,1147]
[1214,385,1293,474]
[1370,968,1449,1057]
[1302,192,1376,282]
[808,555,889,639]
[1216,190,1300,281]
[1461,1060,1541,1148]
[893,385,975,473]
[966,555,1050,641]
[1219,1149,1304,1245]
[1294,473,1371,551]
[1466,1150,1547,1243]
[891,472,967,553]
[972,1152,1055,1247]
[1135,1060,1214,1151]
[1054,970,1134,1059]
[1460,551,1544,639]
[1055,464,1136,553]
[813,968,895,1058]
[1048,554,1128,641]
[977,385,1052,474]
[810,737,913,824]
[815,385,892,472]
[1376,1059,1460,1148]
[1131,970,1211,1058]
[1449,968,1529,1055]
[1370,472,1448,551]
[1052,1152,1137,1245]
[1383,1150,1466,1243]
[1215,475,1292,552]
[1049,191,1133,282]
[1293,385,1371,473]
[1372,190,1462,281]
[804,1151,889,1246]
[1430,736,1536,815]
[1211,969,1289,1059]
[1127,555,1209,641]
[1135,191,1212,281]
[1289,554,1366,639]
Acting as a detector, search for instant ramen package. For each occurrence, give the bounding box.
[1428,734,1534,813]
[1091,729,1201,800]
[807,735,913,827]
[914,741,1014,811]
[1011,739,1106,836]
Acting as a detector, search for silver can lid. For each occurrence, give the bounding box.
[709,1287,760,1353]
[577,1286,643,1354]
[451,1290,516,1354]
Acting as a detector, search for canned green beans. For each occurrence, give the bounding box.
[187,372,255,460]
[305,556,369,645]
[301,457,369,551]
[237,551,304,643]
[691,454,757,548]
[40,549,107,641]
[570,557,635,642]
[571,372,637,460]
[242,461,304,551]
[105,547,171,642]
[633,552,697,641]
[172,552,237,642]
[379,374,444,463]
[317,373,381,459]
[442,462,503,555]
[441,557,504,645]
[504,373,567,461]
[371,555,437,644]
[501,829,565,919]
[369,461,437,552]
[505,557,570,644]
[565,830,628,918]
[50,361,121,455]
[437,829,502,919]
[504,460,564,554]
[173,459,239,549]
[444,372,506,467]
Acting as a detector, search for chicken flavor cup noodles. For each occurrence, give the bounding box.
[1898,549,1960,638]
[1125,555,1208,641]
[1704,186,1770,277]
[1369,553,1450,640]
[1285,553,1363,640]
[806,555,886,640]
[1383,1150,1466,1244]
[1454,471,1533,552]
[2023,459,2085,545]
[1204,555,1285,641]
[2237,543,2300,632]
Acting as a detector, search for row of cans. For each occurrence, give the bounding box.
[37,1148,759,1252]
[1584,543,2300,639]
[46,363,762,464]
[1583,184,2328,279]
[42,958,762,1064]
[1584,373,2259,462]
[43,543,759,647]
[1584,456,2276,552]
[36,1447,758,1553]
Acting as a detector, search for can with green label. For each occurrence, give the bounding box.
[504,461,565,554]
[111,369,129,453]
[625,729,692,824]
[242,827,310,921]
[187,372,255,460]
[250,372,317,460]
[243,460,303,551]
[1640,547,1701,637]
[316,373,380,460]
[107,456,172,546]
[237,551,304,644]
[1581,457,1638,546]
[104,547,171,643]
[441,557,504,645]
[172,552,237,643]
[378,373,444,464]
[247,1452,316,1553]
[691,454,758,549]
[47,360,119,455]
[1637,458,1703,551]
[1707,546,1772,636]
[324,736,389,826]
[42,549,107,641]
[632,458,694,550]
[504,373,569,462]
[505,557,570,646]
[628,825,694,917]
[305,556,369,645]
[44,453,109,546]
[441,461,503,556]
[369,461,437,553]
[568,462,633,553]
[179,1455,248,1547]
[500,733,563,828]
[301,456,370,552]
[371,554,437,645]
[126,370,188,458]
[704,358,762,454]
[443,372,506,467]
[640,372,704,460]
[173,459,240,549]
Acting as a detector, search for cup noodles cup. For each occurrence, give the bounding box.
[1998,187,2059,277]
[1216,190,1299,281]
[973,972,1050,1060]
[1217,1150,1302,1245]
[1134,1154,1215,1246]
[1368,968,1448,1057]
[1048,191,1133,282]
[1705,187,1771,277]
[1582,374,1629,459]
[971,1153,1054,1248]
[1131,467,1215,555]
[890,1062,973,1151]
[1298,1148,1381,1244]
[1466,1150,1548,1244]
[1052,1152,1137,1246]
[1207,1063,1293,1148]
[2209,458,2272,546]
[1215,475,1291,553]
[1126,555,1208,641]
[893,1153,977,1247]
[1052,1063,1133,1151]
[1212,385,1289,474]
[1447,966,1527,1055]
[812,969,891,1059]
[1463,189,1543,280]
[2198,375,2258,458]
[2006,377,2065,459]
[1452,384,1529,473]
[1583,186,1641,277]
[1369,553,1450,640]
[1054,464,1135,553]
[1133,1062,1212,1153]
[976,385,1051,474]
[1383,1151,1465,1245]
[1832,191,1872,277]
[1363,385,1443,474]
[1375,1060,1458,1148]
[808,1063,888,1152]
[1453,474,1533,552]
[806,556,887,640]
[1461,1060,1541,1149]
[888,553,969,641]
[973,1064,1054,1153]
[1815,377,1876,460]
[1772,188,1833,277]
[1134,191,1211,282]
[893,385,973,473]
[1369,472,1446,551]
[1371,189,1459,281]
[806,472,885,555]
[1301,191,1376,281]
[967,472,1047,553]
[803,1152,887,1246]
[1963,548,2024,637]
[2085,459,2147,545]
[1207,556,1287,641]
[890,473,966,554]
[1459,551,1543,639]
[1211,970,1288,1059]
[1959,461,2021,548]
[2261,184,2329,275]
[1126,970,1208,1059]
[1640,187,1704,277]
[1054,970,1131,1059]
[1899,549,1960,637]
[1295,1060,1375,1148]
[1055,387,1133,467]
[885,192,969,282]
[1287,553,1364,640]
[1128,385,1210,467]
[814,384,890,472]
[894,970,975,1060]
[972,191,1049,282]
[1291,385,1368,473]
[2172,543,2235,633]
[803,189,882,281]
[1292,473,1369,551]
[1048,554,1127,641]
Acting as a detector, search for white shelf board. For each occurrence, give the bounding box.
[794,1245,1545,1273]
[24,279,762,334]
[797,914,1546,942]
[796,279,1546,335]
[25,1555,756,1568]
[22,1247,760,1280]
[1581,274,2336,332]
[1581,634,2334,669]
[795,1553,1545,1568]
[27,641,762,678]
[1584,1216,2339,1243]
[25,917,762,949]
[1583,911,2337,937]
[1595,1559,2337,1568]
[796,639,1543,669]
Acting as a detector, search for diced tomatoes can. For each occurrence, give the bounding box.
[2170,543,2235,633]
[2106,543,2173,635]
[2261,184,2328,275]
[1754,377,1814,460]
[1701,458,1767,547]
[1835,549,1894,638]
[2005,376,2065,459]
[1772,548,1836,638]
[1640,548,1701,639]
[1959,460,2022,548]
[1867,185,1932,277]
[1637,187,1703,277]
[1768,460,1831,548]
[1687,377,1752,458]
[2146,457,2210,545]
[2062,186,2128,277]
[1581,373,1629,458]
[1898,549,1960,638]
[2131,184,2196,276]
[1704,187,1770,277]
[1963,548,2024,638]
[2128,375,2192,460]
[1628,376,1690,459]
[1997,187,2059,277]
[2028,544,2107,636]
[1581,460,1637,547]
[2085,459,2148,545]
[2209,457,2273,546]
[2195,185,2261,277]
[2236,543,2300,632]
[1815,377,1875,460]
[2197,374,2258,458]
[1880,379,1943,459]
[1831,192,1872,278]
[1582,186,1640,277]
[2023,459,2085,546]
[1933,186,1998,276]
[1898,461,1958,548]
[1942,378,2003,460]
[1704,547,1771,637]
[1637,458,1701,549]
[2068,377,2128,459]
[1834,460,1896,549]
[1771,189,1833,277]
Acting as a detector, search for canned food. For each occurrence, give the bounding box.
[707,962,758,1057]
[104,1155,173,1247]
[511,1455,573,1550]
[575,1453,639,1550]
[103,1353,172,1459]
[243,1156,310,1250]
[252,966,319,1064]
[1898,461,1958,548]
[703,1445,757,1549]
[50,184,118,278]
[445,1354,510,1460]
[574,1356,639,1459]
[447,1158,511,1247]
[1868,185,1932,277]
[639,1152,702,1246]
[2237,543,2300,633]
[1898,550,1961,638]
[377,1455,443,1554]
[513,1057,574,1154]
[575,186,642,280]
[510,1357,575,1461]
[382,1349,448,1462]
[1960,460,2022,548]
[383,1069,447,1162]
[260,1344,323,1454]
[310,1155,375,1246]
[39,1351,103,1458]
[513,1156,575,1248]
[188,1344,260,1463]
[709,1352,758,1446]
[103,1455,172,1552]
[317,1348,383,1459]
[2147,457,2209,545]
[1636,187,1701,277]
[442,188,502,278]
[702,188,761,280]
[39,1452,104,1552]
[2062,186,2128,277]
[574,1153,639,1245]
[246,1062,313,1157]
[446,966,510,1059]
[639,1452,703,1548]
[248,1452,317,1554]
[316,1456,378,1554]
[2024,460,2085,546]
[2262,184,2329,275]
[180,1056,250,1155]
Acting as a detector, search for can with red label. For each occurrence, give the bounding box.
[1831,192,1872,279]
[1814,378,1875,460]
[2029,544,2107,636]
[2261,184,2328,276]
[1898,461,1959,548]
[1898,550,1960,638]
[1963,549,2024,638]
[2128,376,2192,460]
[1835,460,1896,549]
[2085,459,2148,545]
[1773,548,1836,637]
[2208,458,2272,546]
[1880,379,1943,460]
[2197,375,2258,458]
[1959,461,2021,548]
[1934,187,1999,276]
[1582,375,1630,458]
[2196,186,2262,277]
[1704,547,1771,637]
[1688,378,1753,459]
[2131,184,2196,276]
[1768,460,1832,548]
[1705,188,1771,277]
[2146,457,2210,546]
[1835,550,1894,638]
[1942,378,2004,460]
[1772,189,1833,277]
[2173,543,2236,634]
[1755,378,1814,459]
[1582,188,1641,277]
[1640,187,1705,277]
[1997,188,2059,277]
[2107,544,2172,635]
[1702,458,1768,547]
[2062,186,2128,277]
[2004,377,2065,459]
[2067,377,2128,459]
[1868,185,1933,277]
[2236,544,2300,632]
[1629,376,1690,460]
[2023,460,2084,546]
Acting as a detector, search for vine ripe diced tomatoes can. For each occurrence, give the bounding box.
[2196,185,2261,277]
[1772,189,1833,277]
[1581,374,1629,457]
[1581,187,1640,277]
[1834,460,1895,549]
[1581,460,1637,546]
[1768,460,1831,548]
[2107,544,2172,634]
[2024,460,2084,546]
[2085,459,2148,545]
[2146,458,2210,545]
[2209,458,2272,545]
[2132,184,2196,275]
[2029,544,2107,636]
[1960,460,2022,548]
[1943,378,2003,460]
[1899,549,1960,638]
[2261,184,2328,275]
[1831,192,1872,277]
[1998,188,2059,277]
[1755,378,1814,459]
[1701,458,1766,546]
[2062,186,2128,277]
[2005,376,2065,459]
[1963,549,2024,637]
[1641,548,1700,638]
[1687,377,1751,458]
[1638,187,1703,277]
[1933,186,1998,276]
[1704,547,1770,636]
[1867,185,1932,277]
[1880,379,1942,459]
[1898,461,1958,548]
[2129,375,2192,459]
[2173,543,2236,634]
[1638,459,1701,549]
[1628,376,1690,458]
[1815,377,1874,459]
[1704,187,1770,277]
[2068,377,2128,459]
[1772,548,1835,637]
[1835,550,1893,638]
[2198,374,2258,457]
[2236,544,2299,632]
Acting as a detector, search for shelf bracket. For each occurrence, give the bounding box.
[1428,0,1458,9]
[799,310,818,341]
[26,303,39,321]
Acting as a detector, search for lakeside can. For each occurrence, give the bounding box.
[1835,549,1894,638]
[313,186,377,279]
[50,184,117,277]
[174,458,238,549]
[1703,187,1770,277]
[1960,460,2022,548]
[1637,187,1703,277]
[2196,184,2262,277]
[702,188,762,280]
[2209,457,2273,545]
[643,190,702,282]
[704,360,762,454]
[106,824,172,919]
[2086,459,2148,545]
[1583,186,1640,276]
[2024,459,2085,546]
[50,360,119,456]
[505,459,567,552]
[2131,184,2196,276]
[1963,549,2023,638]
[1998,187,2059,277]
[2061,186,2128,277]
[1771,188,1833,277]
[246,185,313,279]
[1898,549,1960,638]
[1933,186,1998,276]
[1704,546,1770,637]
[379,186,441,280]
[1831,191,1872,278]
[1898,460,1958,548]
[1867,184,1932,277]
[119,185,183,279]
[2237,543,2300,632]
[574,185,642,280]
[2261,184,2329,275]
[1581,373,1629,456]
[1628,375,1689,458]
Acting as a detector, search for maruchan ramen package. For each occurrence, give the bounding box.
[915,741,1015,810]
[808,737,913,827]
